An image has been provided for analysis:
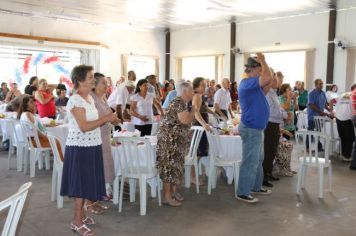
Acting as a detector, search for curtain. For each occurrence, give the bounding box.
[121,54,128,77]
[305,50,315,90]
[80,49,100,71]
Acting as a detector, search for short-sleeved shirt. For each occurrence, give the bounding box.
[214,88,232,110]
[131,93,154,125]
[307,89,327,121]
[65,94,102,147]
[297,90,308,107]
[107,86,130,109]
[238,77,269,130]
[335,93,353,121]
[279,95,295,131]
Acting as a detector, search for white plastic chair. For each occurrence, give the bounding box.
[296,110,308,131]
[206,132,241,197]
[116,137,161,216]
[295,131,332,198]
[47,132,65,209]
[2,119,24,171]
[184,126,205,194]
[0,182,32,236]
[314,116,341,157]
[20,120,51,178]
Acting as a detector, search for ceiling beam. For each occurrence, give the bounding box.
[0,32,109,48]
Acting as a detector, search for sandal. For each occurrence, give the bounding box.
[162,198,182,207]
[82,216,96,225]
[70,223,95,235]
[172,192,185,202]
[84,202,104,215]
[95,201,110,210]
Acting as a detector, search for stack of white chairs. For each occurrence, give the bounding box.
[47,132,65,209]
[0,182,32,236]
[295,130,332,198]
[116,137,161,216]
[184,126,205,194]
[314,116,341,157]
[20,120,51,178]
[206,132,241,197]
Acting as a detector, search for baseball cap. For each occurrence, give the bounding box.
[245,57,261,68]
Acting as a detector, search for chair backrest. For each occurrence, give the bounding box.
[115,137,154,176]
[295,130,330,164]
[187,126,205,160]
[2,119,18,145]
[296,111,308,130]
[20,120,42,149]
[47,132,64,168]
[0,182,32,236]
[0,119,9,141]
[313,116,330,133]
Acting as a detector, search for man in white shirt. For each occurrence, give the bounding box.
[214,78,234,120]
[335,84,356,161]
[107,80,135,121]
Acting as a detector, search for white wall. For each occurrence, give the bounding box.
[171,25,231,82]
[235,12,329,90]
[171,13,330,90]
[0,14,165,83]
[335,8,356,91]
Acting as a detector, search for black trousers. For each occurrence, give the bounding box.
[336,119,355,158]
[135,124,152,137]
[263,122,280,179]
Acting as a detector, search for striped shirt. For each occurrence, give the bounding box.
[352,88,356,115]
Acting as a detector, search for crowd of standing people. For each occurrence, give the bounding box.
[2,55,356,235]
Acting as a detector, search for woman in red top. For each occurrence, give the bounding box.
[35,79,57,119]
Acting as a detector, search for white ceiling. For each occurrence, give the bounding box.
[0,0,355,31]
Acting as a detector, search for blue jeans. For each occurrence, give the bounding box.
[237,122,264,196]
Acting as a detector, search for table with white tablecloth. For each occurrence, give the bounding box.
[121,122,159,136]
[46,124,69,144]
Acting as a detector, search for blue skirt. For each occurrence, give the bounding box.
[60,145,106,201]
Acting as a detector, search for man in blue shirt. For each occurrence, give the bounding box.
[237,53,273,203]
[307,79,333,130]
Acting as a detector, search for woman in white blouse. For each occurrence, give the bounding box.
[130,79,163,136]
[60,65,119,236]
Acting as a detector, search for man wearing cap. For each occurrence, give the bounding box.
[107,80,135,121]
[237,53,273,203]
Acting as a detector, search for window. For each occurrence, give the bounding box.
[248,51,306,87]
[176,55,224,82]
[123,55,158,82]
[0,44,80,91]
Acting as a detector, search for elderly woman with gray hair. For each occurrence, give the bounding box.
[156,81,196,207]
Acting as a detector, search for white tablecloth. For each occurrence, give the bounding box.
[122,122,159,135]
[220,135,242,184]
[46,124,69,144]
